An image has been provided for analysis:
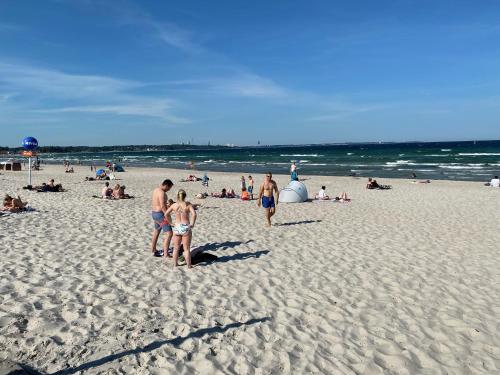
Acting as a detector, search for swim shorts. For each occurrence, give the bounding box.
[262,196,275,208]
[152,211,172,232]
[248,186,253,194]
[173,223,191,236]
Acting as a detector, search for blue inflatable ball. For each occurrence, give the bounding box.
[22,137,38,151]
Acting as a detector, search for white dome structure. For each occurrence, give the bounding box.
[279,181,308,203]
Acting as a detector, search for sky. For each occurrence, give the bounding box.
[1,0,500,147]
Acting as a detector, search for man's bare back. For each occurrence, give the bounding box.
[152,187,167,212]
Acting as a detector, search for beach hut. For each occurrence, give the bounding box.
[278,181,308,203]
[0,160,22,171]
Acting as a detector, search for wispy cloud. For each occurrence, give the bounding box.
[34,101,190,123]
[94,0,203,53]
[308,104,387,122]
[0,62,189,124]
[157,74,289,98]
[0,62,137,99]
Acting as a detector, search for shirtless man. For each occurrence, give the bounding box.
[257,172,279,226]
[151,179,174,257]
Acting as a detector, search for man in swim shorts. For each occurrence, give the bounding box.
[151,179,174,257]
[257,172,279,226]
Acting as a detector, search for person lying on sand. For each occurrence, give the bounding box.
[165,189,197,269]
[411,179,431,184]
[27,180,65,192]
[366,178,391,190]
[211,188,227,198]
[210,188,236,198]
[334,192,350,202]
[2,194,28,212]
[180,175,201,182]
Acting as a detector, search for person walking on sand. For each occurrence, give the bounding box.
[165,189,197,269]
[257,172,279,227]
[151,179,174,257]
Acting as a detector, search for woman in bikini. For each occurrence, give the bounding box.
[165,189,197,269]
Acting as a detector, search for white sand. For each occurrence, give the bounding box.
[1,165,499,374]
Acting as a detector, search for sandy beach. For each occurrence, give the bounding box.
[1,164,499,374]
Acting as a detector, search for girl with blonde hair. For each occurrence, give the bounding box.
[165,189,197,268]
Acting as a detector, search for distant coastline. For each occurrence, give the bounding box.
[1,139,499,154]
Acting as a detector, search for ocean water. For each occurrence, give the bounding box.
[14,140,500,182]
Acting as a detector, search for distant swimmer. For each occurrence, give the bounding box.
[257,172,279,227]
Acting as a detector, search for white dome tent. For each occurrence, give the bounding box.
[278,180,308,203]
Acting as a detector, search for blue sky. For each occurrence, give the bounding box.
[1,0,500,146]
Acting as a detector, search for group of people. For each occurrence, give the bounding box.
[100,182,133,199]
[150,172,280,267]
[151,179,197,268]
[314,186,349,202]
[23,179,65,192]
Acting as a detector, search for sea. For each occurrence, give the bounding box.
[13,140,500,182]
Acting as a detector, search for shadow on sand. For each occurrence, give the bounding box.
[198,240,254,252]
[32,317,271,375]
[275,220,322,226]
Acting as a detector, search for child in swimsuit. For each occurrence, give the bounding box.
[165,189,197,269]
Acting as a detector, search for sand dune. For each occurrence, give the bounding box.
[1,165,499,374]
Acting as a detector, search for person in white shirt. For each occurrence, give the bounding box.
[315,186,330,200]
[490,176,500,188]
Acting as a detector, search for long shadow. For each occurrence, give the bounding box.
[48,317,270,375]
[275,220,322,226]
[213,250,270,264]
[199,240,254,252]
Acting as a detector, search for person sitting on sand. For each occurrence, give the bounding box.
[315,186,330,200]
[101,182,113,199]
[2,194,28,212]
[111,184,120,199]
[118,185,133,199]
[366,178,378,189]
[241,187,250,200]
[490,176,500,188]
[165,189,197,269]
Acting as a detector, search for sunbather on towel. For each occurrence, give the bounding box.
[2,194,28,212]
